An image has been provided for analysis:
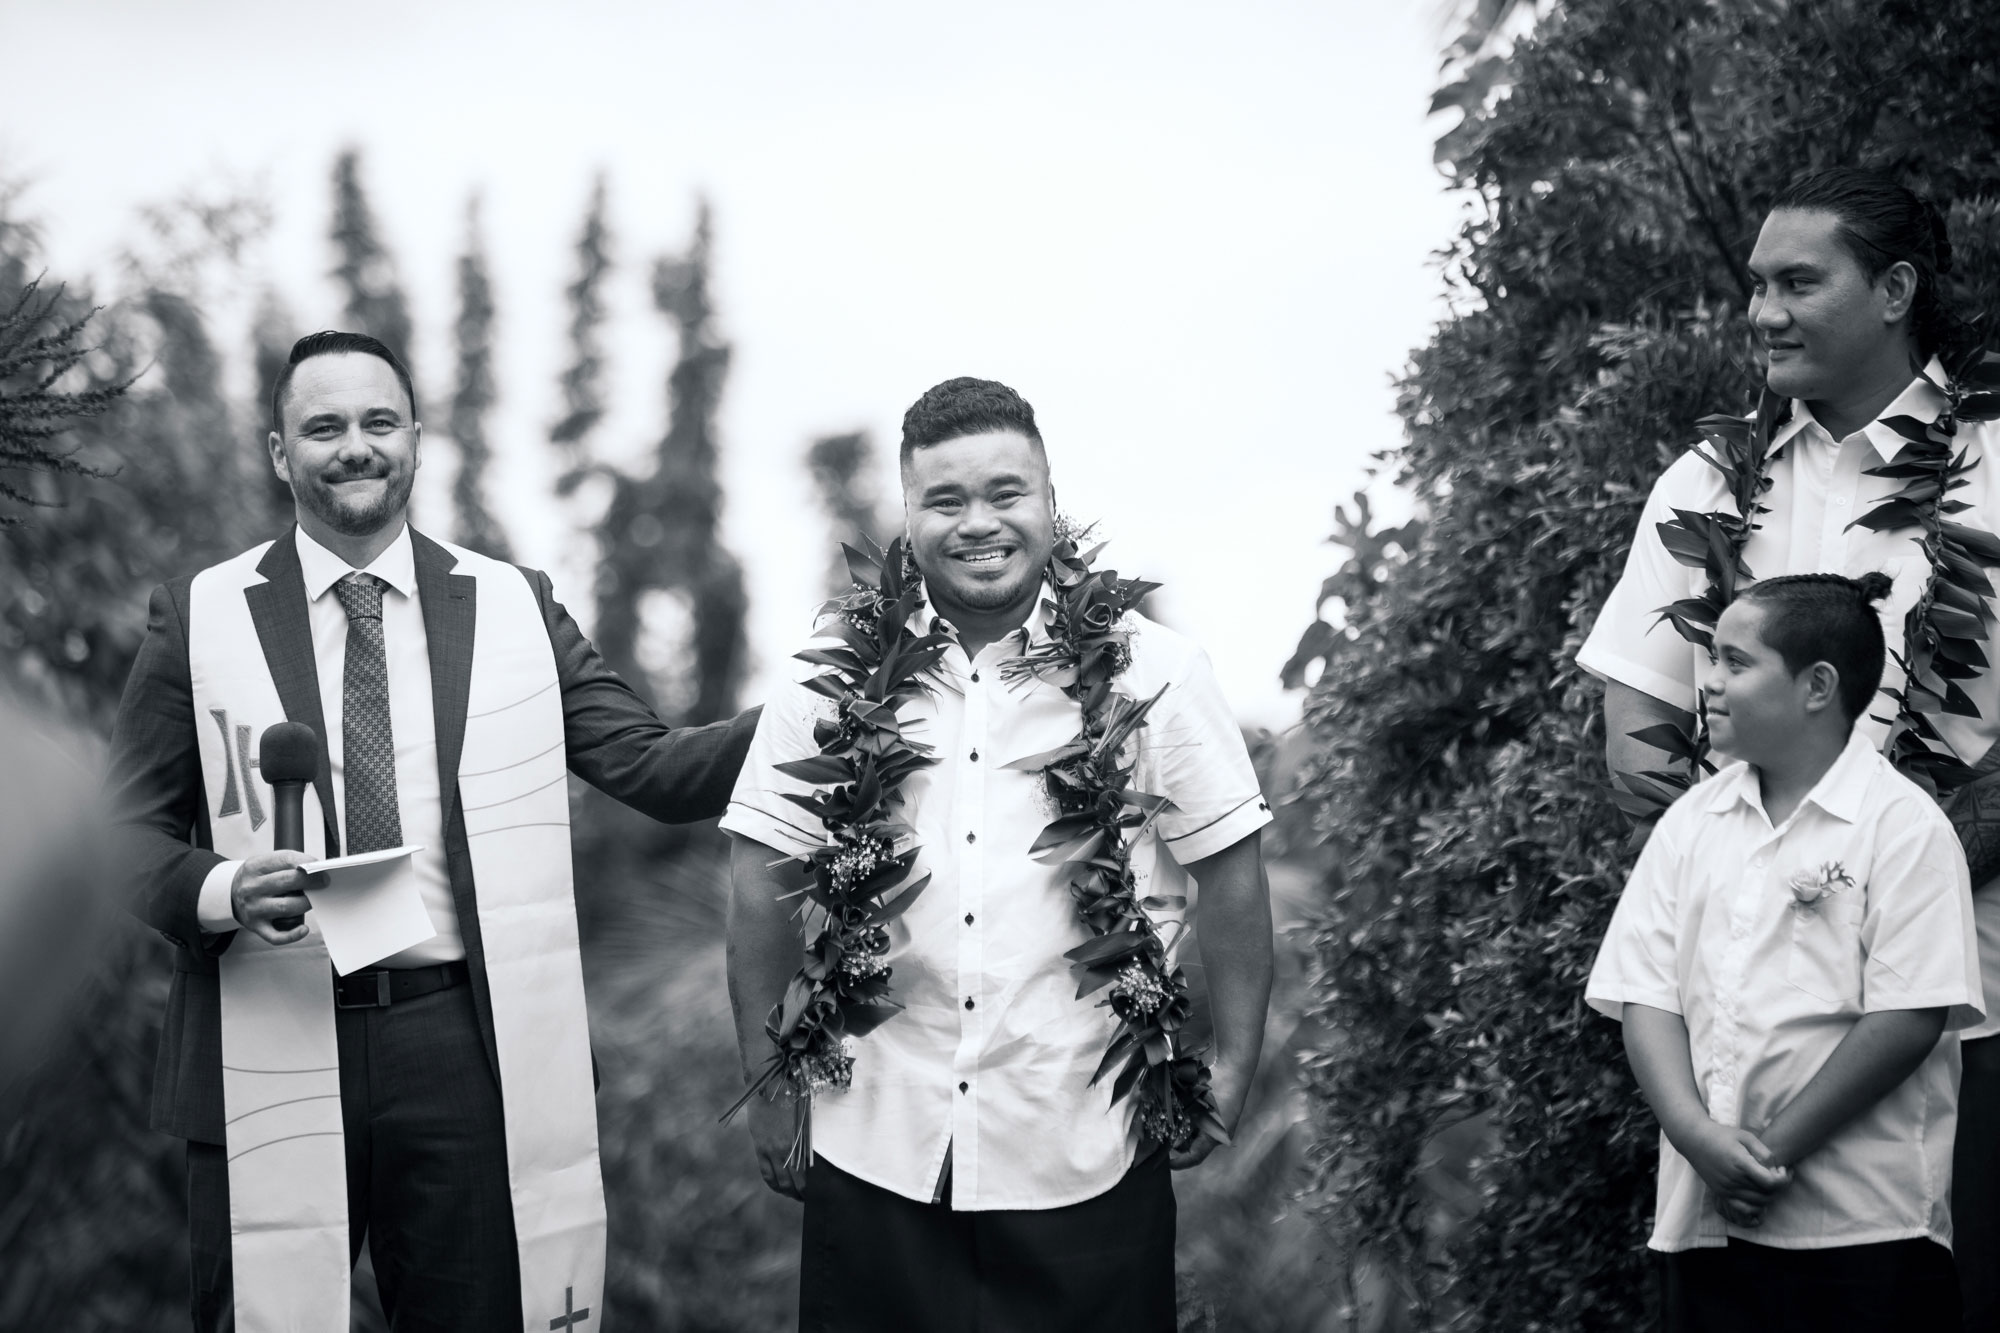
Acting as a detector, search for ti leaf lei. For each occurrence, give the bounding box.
[1609,387,1786,820]
[728,527,1229,1156]
[1616,347,2000,874]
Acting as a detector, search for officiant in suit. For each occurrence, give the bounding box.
[103,330,755,1331]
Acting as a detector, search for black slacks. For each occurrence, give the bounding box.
[1957,1033,2000,1332]
[1661,1236,1959,1333]
[187,980,520,1332]
[798,1147,1177,1333]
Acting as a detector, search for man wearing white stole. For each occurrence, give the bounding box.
[103,331,757,1331]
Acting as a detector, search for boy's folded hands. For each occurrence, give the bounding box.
[1683,1121,1791,1228]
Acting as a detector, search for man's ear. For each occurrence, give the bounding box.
[1802,661,1842,715]
[267,431,291,485]
[1880,259,1919,326]
[411,420,423,471]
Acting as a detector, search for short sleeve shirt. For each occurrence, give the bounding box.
[1586,728,1981,1252]
[720,601,1272,1210]
[1577,364,2000,1038]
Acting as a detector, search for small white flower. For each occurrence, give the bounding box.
[1788,861,1854,912]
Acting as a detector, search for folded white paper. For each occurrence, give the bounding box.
[300,845,436,974]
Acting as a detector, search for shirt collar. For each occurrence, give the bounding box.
[294,523,419,602]
[1770,358,1950,464]
[910,579,1055,659]
[1712,725,1878,827]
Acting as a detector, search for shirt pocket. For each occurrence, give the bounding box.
[1784,876,1865,1006]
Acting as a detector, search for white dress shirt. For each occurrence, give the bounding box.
[1587,728,1981,1252]
[721,600,1271,1210]
[196,525,463,965]
[1578,363,2000,1037]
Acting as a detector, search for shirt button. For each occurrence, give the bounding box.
[959,1081,969,1093]
[966,831,976,843]
[964,913,974,925]
[964,997,975,1010]
[971,671,981,683]
[969,749,979,762]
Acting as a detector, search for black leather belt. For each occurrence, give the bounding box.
[332,960,469,1009]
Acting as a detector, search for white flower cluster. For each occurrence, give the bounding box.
[839,946,888,980]
[1140,1102,1185,1148]
[802,1037,858,1092]
[1110,962,1168,1017]
[830,835,886,892]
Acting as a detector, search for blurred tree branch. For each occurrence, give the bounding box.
[0,279,124,522]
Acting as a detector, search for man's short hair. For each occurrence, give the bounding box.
[1771,168,1966,357]
[1734,571,1893,723]
[270,330,418,434]
[899,377,1043,471]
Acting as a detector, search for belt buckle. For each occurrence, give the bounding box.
[337,971,392,1009]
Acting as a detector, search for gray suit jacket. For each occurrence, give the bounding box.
[104,528,757,1144]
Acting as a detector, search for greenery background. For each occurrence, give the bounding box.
[5,1,2000,1329]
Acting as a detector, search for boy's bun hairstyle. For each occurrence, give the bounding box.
[1735,572,1893,723]
[1853,570,1895,603]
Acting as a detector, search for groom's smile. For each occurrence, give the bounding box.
[903,428,1056,631]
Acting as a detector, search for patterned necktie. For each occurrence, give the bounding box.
[333,572,403,854]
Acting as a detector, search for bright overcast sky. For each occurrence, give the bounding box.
[1,0,1464,731]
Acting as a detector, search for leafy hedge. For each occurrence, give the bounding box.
[1295,2,2000,1327]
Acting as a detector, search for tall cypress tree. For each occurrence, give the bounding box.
[248,288,302,528]
[329,149,416,378]
[587,203,746,726]
[448,195,510,559]
[805,429,888,598]
[551,174,611,471]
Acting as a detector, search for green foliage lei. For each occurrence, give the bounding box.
[730,528,1228,1155]
[1609,388,1786,818]
[1619,348,2000,874]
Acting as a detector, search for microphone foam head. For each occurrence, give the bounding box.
[258,721,322,784]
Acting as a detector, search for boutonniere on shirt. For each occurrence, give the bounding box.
[1787,861,1855,914]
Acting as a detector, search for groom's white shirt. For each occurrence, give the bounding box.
[724,603,1270,1211]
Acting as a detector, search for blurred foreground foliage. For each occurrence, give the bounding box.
[1294,1,2000,1329]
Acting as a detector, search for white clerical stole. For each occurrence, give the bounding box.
[187,537,605,1333]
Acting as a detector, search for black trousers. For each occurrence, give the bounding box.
[1957,1034,2000,1332]
[187,980,520,1332]
[1661,1237,1959,1333]
[798,1148,1176,1333]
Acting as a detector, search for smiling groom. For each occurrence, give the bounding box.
[723,377,1274,1331]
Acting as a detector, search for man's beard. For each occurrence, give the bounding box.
[295,467,414,537]
[916,555,1036,615]
[944,574,1033,611]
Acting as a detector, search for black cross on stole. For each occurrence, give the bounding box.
[549,1286,591,1329]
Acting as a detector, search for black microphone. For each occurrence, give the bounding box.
[260,722,321,931]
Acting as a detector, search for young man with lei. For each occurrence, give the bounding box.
[1589,573,1981,1330]
[722,377,1273,1330]
[1576,167,2000,1320]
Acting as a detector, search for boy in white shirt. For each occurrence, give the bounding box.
[1588,572,1981,1330]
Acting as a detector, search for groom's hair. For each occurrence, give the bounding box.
[900,377,1044,474]
[270,330,419,434]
